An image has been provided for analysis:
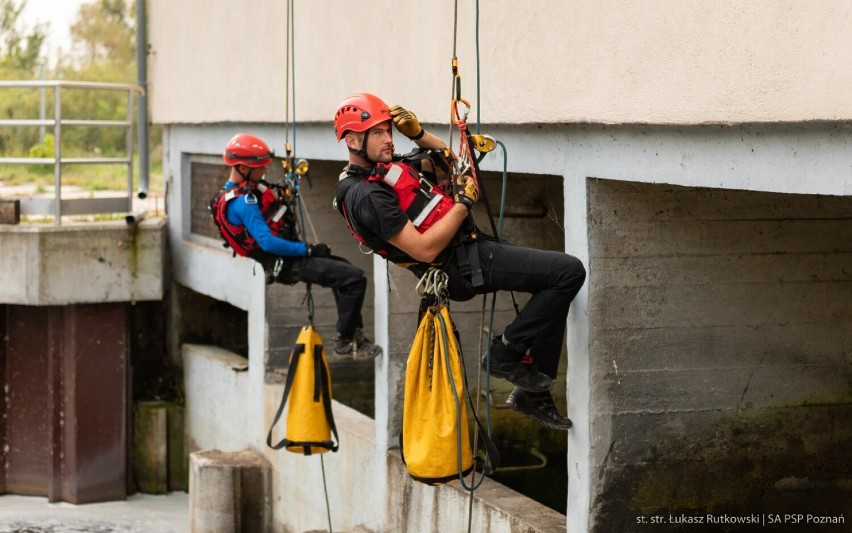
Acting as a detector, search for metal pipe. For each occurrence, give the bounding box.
[0,119,130,127]
[0,80,141,91]
[38,62,46,142]
[125,210,147,226]
[0,157,131,165]
[494,448,549,473]
[53,86,61,225]
[126,90,135,212]
[136,0,149,199]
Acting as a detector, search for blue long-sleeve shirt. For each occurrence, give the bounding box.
[223,181,308,257]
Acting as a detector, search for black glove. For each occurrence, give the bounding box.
[452,175,479,210]
[389,105,424,141]
[306,242,331,258]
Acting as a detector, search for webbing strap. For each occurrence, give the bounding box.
[266,344,304,450]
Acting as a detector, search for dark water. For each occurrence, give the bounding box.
[490,440,568,514]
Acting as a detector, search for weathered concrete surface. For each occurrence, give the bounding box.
[179,344,567,533]
[182,344,249,455]
[164,121,852,532]
[189,449,271,533]
[0,493,189,533]
[0,217,165,305]
[134,402,188,494]
[587,180,852,531]
[134,402,168,495]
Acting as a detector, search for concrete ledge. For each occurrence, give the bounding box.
[0,217,166,305]
[386,448,567,533]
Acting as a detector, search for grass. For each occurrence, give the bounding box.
[0,147,164,193]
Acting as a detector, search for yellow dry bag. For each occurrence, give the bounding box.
[267,324,339,455]
[400,304,474,484]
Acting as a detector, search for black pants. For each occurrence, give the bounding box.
[283,256,367,339]
[443,239,586,378]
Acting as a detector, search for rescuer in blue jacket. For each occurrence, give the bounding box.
[211,133,380,359]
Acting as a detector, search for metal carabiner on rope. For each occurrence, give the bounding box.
[416,268,449,304]
[451,96,471,126]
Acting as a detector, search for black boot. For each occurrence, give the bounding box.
[506,387,572,430]
[482,337,552,392]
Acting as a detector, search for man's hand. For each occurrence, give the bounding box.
[452,174,479,210]
[389,105,424,141]
[306,242,331,258]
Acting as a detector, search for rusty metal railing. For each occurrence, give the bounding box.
[0,80,144,225]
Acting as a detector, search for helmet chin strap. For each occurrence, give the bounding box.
[236,165,252,182]
[348,129,373,162]
[348,128,393,164]
[347,145,370,161]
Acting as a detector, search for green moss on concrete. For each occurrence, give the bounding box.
[133,401,187,494]
[591,400,852,532]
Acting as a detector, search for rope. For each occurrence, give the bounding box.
[444,0,518,527]
[284,0,291,154]
[320,455,334,533]
[284,5,330,532]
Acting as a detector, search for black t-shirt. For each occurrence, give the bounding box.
[337,157,453,268]
[344,179,410,255]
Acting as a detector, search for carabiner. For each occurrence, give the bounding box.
[451,97,471,126]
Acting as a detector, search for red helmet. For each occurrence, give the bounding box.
[334,93,391,141]
[223,133,273,167]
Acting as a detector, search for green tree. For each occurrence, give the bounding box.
[0,0,46,75]
[69,0,134,73]
[53,0,138,155]
[0,0,46,163]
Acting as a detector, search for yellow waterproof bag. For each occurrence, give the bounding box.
[401,304,474,484]
[267,324,339,455]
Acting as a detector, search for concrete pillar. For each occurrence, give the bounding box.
[134,401,187,493]
[189,449,271,533]
[134,402,168,494]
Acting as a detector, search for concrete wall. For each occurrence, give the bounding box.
[163,118,852,531]
[149,1,852,125]
[586,180,852,531]
[0,219,165,305]
[182,343,567,532]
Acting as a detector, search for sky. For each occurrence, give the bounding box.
[21,0,86,64]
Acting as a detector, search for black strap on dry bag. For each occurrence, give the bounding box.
[266,343,340,454]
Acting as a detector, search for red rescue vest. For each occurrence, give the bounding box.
[335,162,455,260]
[210,182,295,257]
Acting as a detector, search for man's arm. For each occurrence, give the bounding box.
[387,203,469,263]
[412,130,448,151]
[229,200,308,257]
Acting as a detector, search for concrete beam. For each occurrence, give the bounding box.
[0,218,166,305]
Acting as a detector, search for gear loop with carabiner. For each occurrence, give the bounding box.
[416,267,450,307]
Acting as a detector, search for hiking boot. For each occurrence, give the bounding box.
[333,328,382,360]
[482,337,552,393]
[506,387,573,431]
